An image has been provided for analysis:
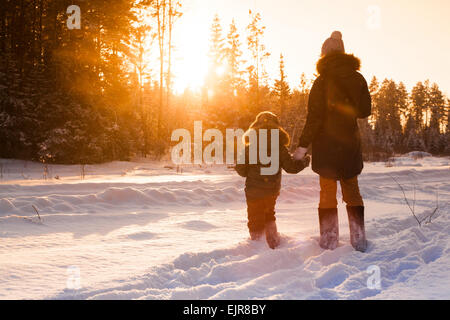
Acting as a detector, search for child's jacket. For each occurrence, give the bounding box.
[235,130,308,200]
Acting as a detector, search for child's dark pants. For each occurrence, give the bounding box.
[246,195,277,232]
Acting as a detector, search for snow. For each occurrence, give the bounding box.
[0,155,449,300]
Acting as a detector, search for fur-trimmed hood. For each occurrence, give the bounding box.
[317,53,361,77]
[244,111,290,147]
[244,124,290,147]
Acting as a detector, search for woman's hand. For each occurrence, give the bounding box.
[301,155,311,168]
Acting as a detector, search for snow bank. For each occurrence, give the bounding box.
[0,156,448,299]
[386,152,449,167]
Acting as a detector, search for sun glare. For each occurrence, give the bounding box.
[215,65,226,76]
[171,19,210,94]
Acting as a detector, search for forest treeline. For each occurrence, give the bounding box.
[0,0,449,164]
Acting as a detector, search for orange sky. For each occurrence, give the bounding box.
[170,0,450,95]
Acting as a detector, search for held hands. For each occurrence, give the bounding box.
[293,147,308,161]
[300,155,311,168]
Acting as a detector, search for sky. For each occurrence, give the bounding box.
[169,0,450,95]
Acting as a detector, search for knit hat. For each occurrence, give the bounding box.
[321,31,345,56]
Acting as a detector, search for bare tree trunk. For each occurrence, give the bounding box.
[166,0,173,123]
[156,0,167,154]
[38,0,43,65]
[137,32,147,156]
[256,38,260,109]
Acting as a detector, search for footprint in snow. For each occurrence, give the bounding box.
[421,245,443,264]
[181,220,217,231]
[122,231,157,241]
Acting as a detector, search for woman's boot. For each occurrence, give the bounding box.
[318,208,339,250]
[346,206,367,252]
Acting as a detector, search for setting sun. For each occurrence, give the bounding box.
[171,18,210,93]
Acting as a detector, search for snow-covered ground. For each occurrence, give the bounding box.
[0,154,449,300]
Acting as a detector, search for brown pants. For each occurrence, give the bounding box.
[319,176,364,209]
[246,195,277,232]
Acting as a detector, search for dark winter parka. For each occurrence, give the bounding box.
[298,53,372,180]
[235,129,308,200]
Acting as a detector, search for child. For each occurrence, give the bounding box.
[235,111,310,249]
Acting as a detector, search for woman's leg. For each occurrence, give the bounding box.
[340,176,364,207]
[319,176,338,208]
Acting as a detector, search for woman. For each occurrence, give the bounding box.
[294,31,372,252]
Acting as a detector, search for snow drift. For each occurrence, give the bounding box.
[0,154,448,299]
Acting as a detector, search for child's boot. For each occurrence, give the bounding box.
[249,229,264,241]
[265,221,280,249]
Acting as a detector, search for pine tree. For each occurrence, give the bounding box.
[396,81,409,153]
[246,11,270,112]
[358,76,379,159]
[368,76,379,126]
[404,114,425,152]
[373,79,403,153]
[207,14,225,92]
[426,83,446,153]
[129,6,154,157]
[224,19,245,95]
[397,82,409,119]
[369,76,380,94]
[283,73,310,150]
[411,81,428,131]
[204,14,228,129]
[273,53,290,120]
[429,83,445,131]
[445,99,450,154]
